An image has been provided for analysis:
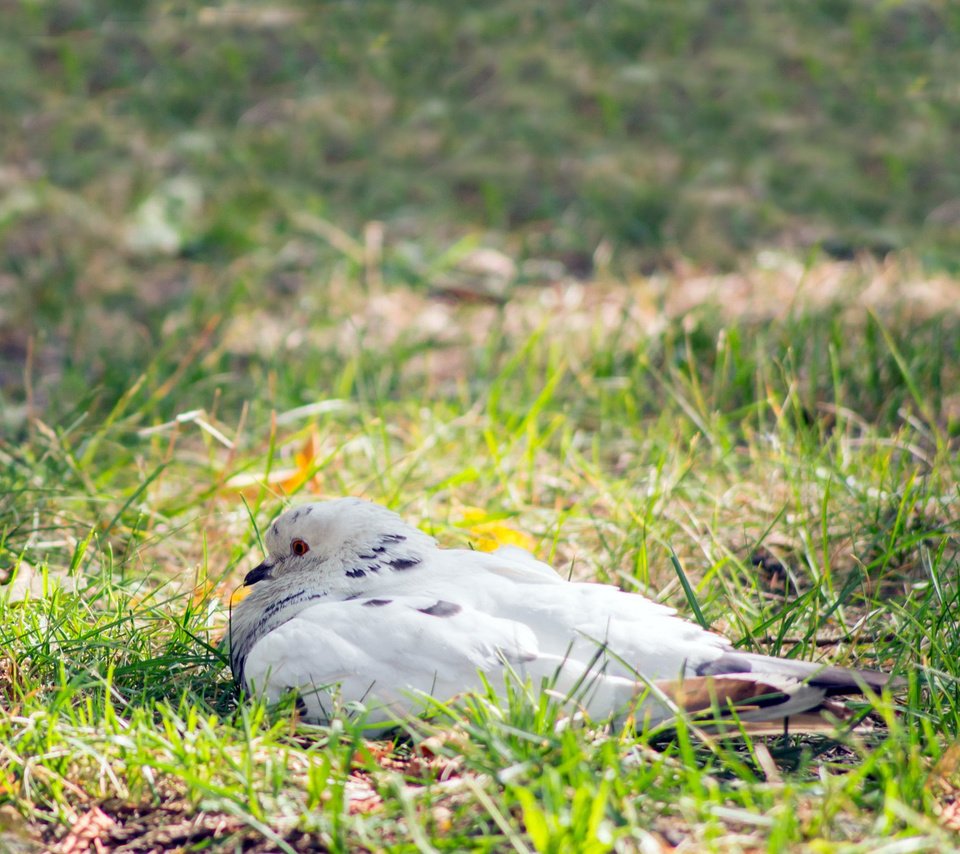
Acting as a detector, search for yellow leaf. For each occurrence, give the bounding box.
[230,584,252,606]
[457,506,537,553]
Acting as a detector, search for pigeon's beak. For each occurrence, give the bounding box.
[243,560,274,586]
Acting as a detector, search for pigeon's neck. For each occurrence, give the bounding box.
[229,579,332,685]
[230,530,433,685]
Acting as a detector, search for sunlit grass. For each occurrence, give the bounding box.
[2,297,959,849]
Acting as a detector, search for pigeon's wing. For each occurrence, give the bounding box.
[243,588,891,733]
[242,591,680,731]
[388,547,734,683]
[241,594,557,729]
[488,545,565,581]
[396,550,896,725]
[455,552,730,680]
[501,581,897,711]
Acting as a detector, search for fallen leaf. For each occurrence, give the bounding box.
[229,584,252,606]
[457,507,536,552]
[224,428,325,496]
[345,774,382,815]
[280,429,324,494]
[939,800,960,833]
[59,806,115,854]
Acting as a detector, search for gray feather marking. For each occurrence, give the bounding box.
[417,600,462,617]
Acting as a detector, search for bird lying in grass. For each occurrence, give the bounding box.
[229,498,898,735]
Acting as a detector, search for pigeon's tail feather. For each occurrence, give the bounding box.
[654,675,805,717]
[696,652,900,695]
[649,672,878,731]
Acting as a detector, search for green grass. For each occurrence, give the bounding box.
[2,1,960,851]
[2,296,958,850]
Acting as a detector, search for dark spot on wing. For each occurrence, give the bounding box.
[741,684,792,709]
[358,553,378,560]
[418,600,461,618]
[379,533,406,544]
[362,598,393,607]
[696,653,753,677]
[804,664,895,695]
[387,556,421,571]
[303,506,313,515]
[294,694,308,716]
[348,559,383,576]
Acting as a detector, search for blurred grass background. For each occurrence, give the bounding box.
[6,0,959,265]
[3,0,959,422]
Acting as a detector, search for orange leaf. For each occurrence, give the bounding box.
[223,428,324,496]
[278,429,324,494]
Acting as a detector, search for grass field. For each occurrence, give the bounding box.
[2,2,960,851]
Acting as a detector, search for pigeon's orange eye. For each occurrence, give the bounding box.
[291,538,310,556]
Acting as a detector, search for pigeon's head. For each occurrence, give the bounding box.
[241,498,435,590]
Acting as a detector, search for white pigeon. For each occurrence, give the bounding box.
[229,498,895,733]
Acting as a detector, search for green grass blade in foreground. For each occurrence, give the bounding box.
[669,548,709,630]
